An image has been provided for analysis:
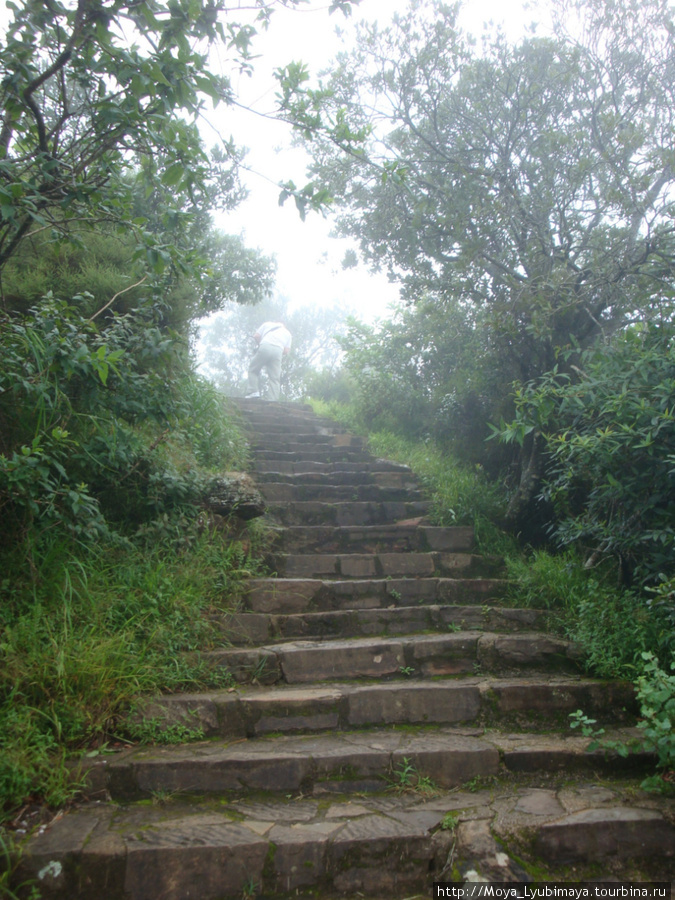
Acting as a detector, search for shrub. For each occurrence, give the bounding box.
[0,297,247,545]
[498,323,675,587]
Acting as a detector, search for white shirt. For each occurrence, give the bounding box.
[256,321,292,352]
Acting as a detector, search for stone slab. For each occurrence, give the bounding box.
[534,807,675,861]
[347,683,481,726]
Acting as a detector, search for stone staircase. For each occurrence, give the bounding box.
[16,400,674,898]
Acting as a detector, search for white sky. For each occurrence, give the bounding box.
[202,0,543,321]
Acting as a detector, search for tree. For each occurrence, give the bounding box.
[299,0,675,350]
[281,0,675,523]
[0,0,360,280]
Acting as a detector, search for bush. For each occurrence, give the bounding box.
[0,295,255,819]
[0,296,248,545]
[498,323,675,587]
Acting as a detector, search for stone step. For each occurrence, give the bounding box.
[219,603,545,645]
[132,677,637,740]
[254,470,419,488]
[264,500,431,526]
[251,447,373,468]
[259,482,427,503]
[17,775,672,900]
[80,727,650,805]
[198,632,581,686]
[240,576,508,613]
[252,460,413,475]
[267,550,503,579]
[234,398,313,412]
[268,524,473,555]
[243,419,350,433]
[15,792,452,900]
[248,434,366,451]
[243,417,337,432]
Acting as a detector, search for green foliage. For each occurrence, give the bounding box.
[125,717,206,746]
[634,652,675,792]
[328,305,514,466]
[364,429,514,556]
[295,0,675,528]
[0,831,40,900]
[571,651,675,794]
[386,757,438,795]
[507,549,673,677]
[0,300,255,819]
[0,523,262,819]
[498,323,675,587]
[506,550,603,613]
[0,1,225,270]
[440,812,459,831]
[1,225,277,330]
[0,297,248,544]
[300,0,675,359]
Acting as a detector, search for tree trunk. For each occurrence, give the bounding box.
[505,431,545,533]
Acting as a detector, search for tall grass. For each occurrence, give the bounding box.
[0,523,266,819]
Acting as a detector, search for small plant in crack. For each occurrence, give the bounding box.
[386,757,438,795]
[440,812,459,831]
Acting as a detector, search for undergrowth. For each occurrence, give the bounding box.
[0,520,267,821]
[506,550,673,677]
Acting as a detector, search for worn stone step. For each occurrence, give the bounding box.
[252,460,414,476]
[240,576,508,613]
[269,524,473,555]
[254,470,419,488]
[531,805,675,865]
[264,500,431,526]
[18,775,672,900]
[219,603,545,645]
[253,448,373,462]
[15,791,453,900]
[267,550,503,579]
[79,727,652,805]
[249,434,366,451]
[198,632,581,686]
[259,483,428,503]
[242,419,347,433]
[132,677,637,740]
[260,484,429,505]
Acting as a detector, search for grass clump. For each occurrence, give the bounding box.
[0,523,264,820]
[506,549,672,678]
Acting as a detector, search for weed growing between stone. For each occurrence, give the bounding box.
[571,651,675,795]
[385,757,438,795]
